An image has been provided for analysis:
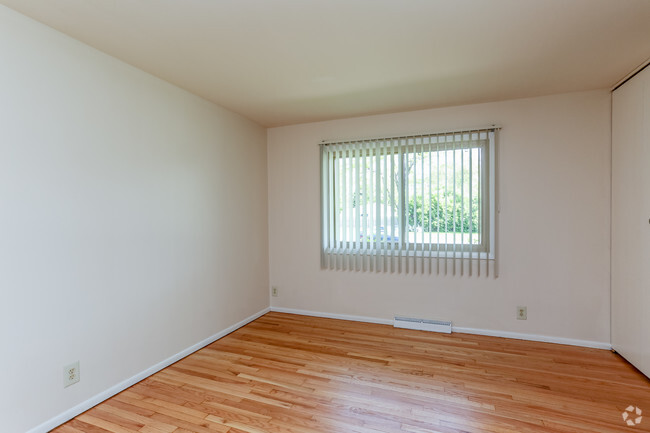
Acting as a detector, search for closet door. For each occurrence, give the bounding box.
[611,65,650,378]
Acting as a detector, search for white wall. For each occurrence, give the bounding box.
[0,6,268,433]
[268,90,611,345]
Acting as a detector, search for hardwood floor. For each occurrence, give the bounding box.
[53,312,650,433]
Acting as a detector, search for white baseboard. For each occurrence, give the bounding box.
[32,305,610,432]
[451,326,611,350]
[270,306,393,326]
[27,307,271,433]
[270,307,611,350]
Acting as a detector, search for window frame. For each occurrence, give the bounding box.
[320,129,497,263]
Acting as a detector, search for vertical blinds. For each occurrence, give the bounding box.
[320,128,497,277]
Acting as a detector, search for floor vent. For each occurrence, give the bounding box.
[394,316,452,333]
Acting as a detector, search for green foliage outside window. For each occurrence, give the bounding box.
[407,194,480,233]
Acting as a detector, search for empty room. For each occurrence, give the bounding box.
[2,1,650,432]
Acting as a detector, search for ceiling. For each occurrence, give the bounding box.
[2,0,650,127]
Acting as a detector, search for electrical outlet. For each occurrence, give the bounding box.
[517,306,527,320]
[271,286,278,297]
[63,361,80,388]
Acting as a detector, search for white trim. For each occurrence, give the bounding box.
[452,326,611,350]
[270,307,611,350]
[270,307,393,325]
[26,307,271,433]
[32,305,610,433]
[611,56,650,91]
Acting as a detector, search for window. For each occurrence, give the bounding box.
[320,128,497,276]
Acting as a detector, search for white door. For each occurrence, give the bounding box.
[611,65,650,378]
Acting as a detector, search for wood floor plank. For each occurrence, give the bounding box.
[75,414,136,433]
[53,312,650,433]
[55,425,92,433]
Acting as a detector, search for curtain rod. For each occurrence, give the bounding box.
[319,125,501,146]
